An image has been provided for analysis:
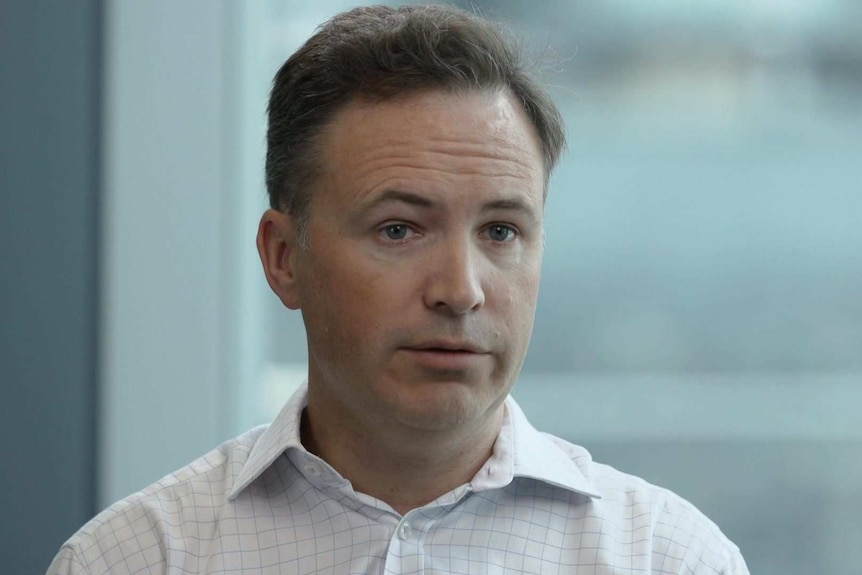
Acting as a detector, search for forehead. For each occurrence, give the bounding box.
[314,89,545,197]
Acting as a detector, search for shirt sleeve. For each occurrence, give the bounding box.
[652,493,751,575]
[719,546,750,575]
[45,545,88,575]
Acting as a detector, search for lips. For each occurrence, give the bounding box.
[408,340,486,354]
[402,340,489,371]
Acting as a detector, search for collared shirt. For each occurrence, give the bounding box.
[48,385,748,574]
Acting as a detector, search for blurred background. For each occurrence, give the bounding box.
[2,0,860,573]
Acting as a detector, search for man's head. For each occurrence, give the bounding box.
[258,4,562,440]
[265,4,566,243]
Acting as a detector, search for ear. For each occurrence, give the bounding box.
[257,208,302,310]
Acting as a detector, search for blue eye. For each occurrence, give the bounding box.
[383,224,409,240]
[487,225,516,242]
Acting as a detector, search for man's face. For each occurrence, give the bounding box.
[281,89,545,432]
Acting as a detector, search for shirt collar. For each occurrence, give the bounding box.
[504,397,601,499]
[229,383,601,501]
[228,384,308,500]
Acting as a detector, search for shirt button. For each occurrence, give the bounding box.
[396,520,413,541]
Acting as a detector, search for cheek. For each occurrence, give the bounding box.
[503,249,542,302]
[491,265,541,346]
[515,261,542,324]
[509,283,540,338]
[300,254,408,348]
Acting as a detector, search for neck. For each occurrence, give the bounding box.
[301,393,503,516]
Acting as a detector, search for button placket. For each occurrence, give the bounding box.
[396,519,413,541]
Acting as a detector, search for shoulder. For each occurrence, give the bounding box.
[47,426,268,575]
[543,433,749,575]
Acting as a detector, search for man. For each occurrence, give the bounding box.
[49,5,748,574]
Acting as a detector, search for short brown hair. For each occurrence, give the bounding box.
[265,4,565,229]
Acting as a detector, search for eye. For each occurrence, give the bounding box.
[485,224,517,242]
[380,223,415,241]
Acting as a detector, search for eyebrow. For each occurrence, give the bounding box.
[357,189,539,221]
[359,190,434,212]
[482,198,538,219]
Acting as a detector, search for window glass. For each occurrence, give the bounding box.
[250,2,862,572]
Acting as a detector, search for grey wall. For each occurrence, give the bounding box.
[0,1,101,571]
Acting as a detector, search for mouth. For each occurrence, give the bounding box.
[402,341,489,371]
[408,340,486,354]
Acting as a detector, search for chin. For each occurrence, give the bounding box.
[385,382,506,431]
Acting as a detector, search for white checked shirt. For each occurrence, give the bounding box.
[48,385,748,574]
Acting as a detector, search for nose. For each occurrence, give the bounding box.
[422,237,486,315]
